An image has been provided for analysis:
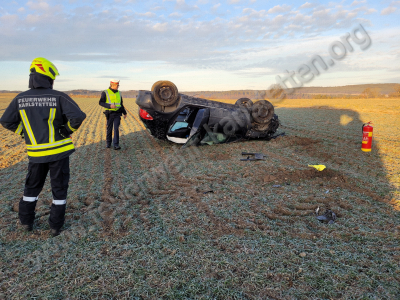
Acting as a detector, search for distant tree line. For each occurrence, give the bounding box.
[187,84,400,100]
[4,84,399,99]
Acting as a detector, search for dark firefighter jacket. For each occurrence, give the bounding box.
[0,73,87,163]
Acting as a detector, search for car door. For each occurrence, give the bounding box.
[182,108,210,148]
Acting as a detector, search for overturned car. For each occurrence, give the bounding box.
[136,81,279,147]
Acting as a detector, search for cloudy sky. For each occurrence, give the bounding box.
[1,0,399,91]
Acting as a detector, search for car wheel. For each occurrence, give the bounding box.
[151,80,179,107]
[235,98,253,109]
[251,100,274,124]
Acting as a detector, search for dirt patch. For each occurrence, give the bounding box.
[263,175,277,183]
[207,153,231,160]
[259,167,348,185]
[277,136,320,148]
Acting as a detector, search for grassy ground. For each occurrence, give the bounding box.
[0,95,399,299]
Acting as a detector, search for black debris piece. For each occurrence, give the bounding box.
[203,190,214,194]
[240,152,267,161]
[270,132,286,139]
[315,207,337,224]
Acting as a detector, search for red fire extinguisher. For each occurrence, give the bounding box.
[361,122,373,152]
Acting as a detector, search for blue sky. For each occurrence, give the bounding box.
[0,0,399,91]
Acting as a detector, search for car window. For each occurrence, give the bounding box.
[170,121,189,132]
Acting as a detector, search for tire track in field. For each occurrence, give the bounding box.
[125,107,247,237]
[94,112,156,233]
[78,102,122,232]
[124,108,181,230]
[91,104,395,236]
[102,106,388,237]
[70,101,122,233]
[96,108,158,232]
[128,108,288,235]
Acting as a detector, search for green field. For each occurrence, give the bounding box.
[0,95,399,299]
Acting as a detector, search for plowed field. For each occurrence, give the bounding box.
[0,95,399,299]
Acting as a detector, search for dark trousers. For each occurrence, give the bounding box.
[106,113,121,146]
[19,157,70,230]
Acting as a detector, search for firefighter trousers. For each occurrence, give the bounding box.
[19,156,70,230]
[106,113,121,147]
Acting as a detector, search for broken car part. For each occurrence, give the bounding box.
[315,207,337,224]
[240,152,267,161]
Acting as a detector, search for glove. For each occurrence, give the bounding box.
[59,127,70,139]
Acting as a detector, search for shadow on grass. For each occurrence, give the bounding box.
[0,105,399,299]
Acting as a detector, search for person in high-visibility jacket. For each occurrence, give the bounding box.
[0,57,86,237]
[99,79,127,150]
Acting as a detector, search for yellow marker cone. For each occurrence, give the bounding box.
[308,165,326,171]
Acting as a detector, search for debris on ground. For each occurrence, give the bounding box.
[240,152,267,161]
[203,190,214,194]
[196,184,214,194]
[270,132,286,139]
[315,207,337,224]
[308,164,326,171]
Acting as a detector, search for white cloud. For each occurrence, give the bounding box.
[0,14,18,25]
[381,6,397,15]
[299,2,314,9]
[267,5,291,14]
[211,3,221,12]
[17,7,25,12]
[353,6,377,14]
[228,0,241,4]
[151,6,165,11]
[26,0,50,11]
[175,0,199,11]
[152,22,169,32]
[351,0,366,6]
[139,12,156,17]
[169,12,182,17]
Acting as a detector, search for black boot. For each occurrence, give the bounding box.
[50,228,61,237]
[19,198,37,231]
[21,224,33,232]
[49,203,65,236]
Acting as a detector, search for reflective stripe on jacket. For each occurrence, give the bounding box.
[104,89,122,111]
[0,88,86,163]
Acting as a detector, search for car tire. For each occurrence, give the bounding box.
[151,80,179,107]
[251,100,274,124]
[235,98,253,109]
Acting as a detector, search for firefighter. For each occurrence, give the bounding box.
[0,57,86,237]
[99,79,127,150]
